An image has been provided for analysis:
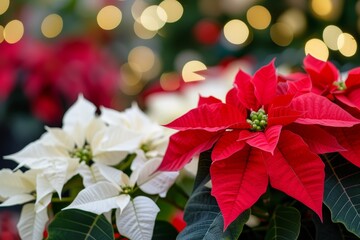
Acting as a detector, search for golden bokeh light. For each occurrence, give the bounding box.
[159,0,183,23]
[120,63,144,96]
[278,8,307,36]
[305,38,329,61]
[128,46,156,73]
[311,0,332,17]
[223,19,249,45]
[322,25,342,50]
[3,20,24,44]
[41,14,63,38]
[182,60,207,82]
[0,25,4,43]
[140,5,167,31]
[270,22,293,46]
[246,5,271,30]
[160,72,181,91]
[337,33,357,57]
[131,0,148,22]
[97,5,122,30]
[133,21,157,39]
[0,0,10,15]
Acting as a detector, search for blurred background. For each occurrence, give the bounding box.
[0,0,360,237]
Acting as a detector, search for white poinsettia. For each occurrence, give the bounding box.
[64,162,182,240]
[0,169,50,240]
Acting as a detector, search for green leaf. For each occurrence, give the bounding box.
[177,150,250,240]
[265,206,301,240]
[323,154,360,237]
[152,220,178,240]
[313,206,359,240]
[47,209,114,240]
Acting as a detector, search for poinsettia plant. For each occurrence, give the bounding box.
[158,55,360,239]
[0,95,182,240]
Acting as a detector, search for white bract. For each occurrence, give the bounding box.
[64,163,166,240]
[0,94,179,240]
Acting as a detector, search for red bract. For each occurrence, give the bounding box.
[303,55,360,167]
[159,60,360,229]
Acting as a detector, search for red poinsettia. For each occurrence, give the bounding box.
[158,60,360,228]
[303,54,360,167]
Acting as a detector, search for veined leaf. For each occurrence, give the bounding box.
[177,150,250,240]
[265,206,301,240]
[47,209,114,240]
[323,154,360,237]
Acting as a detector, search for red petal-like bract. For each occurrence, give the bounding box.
[210,146,268,229]
[197,95,222,106]
[330,125,360,168]
[158,129,220,171]
[252,59,277,106]
[212,130,245,161]
[165,103,248,131]
[245,125,282,154]
[286,124,345,154]
[303,54,338,94]
[291,93,360,127]
[233,70,259,110]
[266,130,324,220]
[336,87,360,111]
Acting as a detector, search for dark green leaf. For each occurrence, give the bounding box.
[323,154,360,237]
[177,150,250,240]
[265,206,301,240]
[314,205,359,240]
[47,209,114,240]
[152,220,178,240]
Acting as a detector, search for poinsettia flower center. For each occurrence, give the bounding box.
[121,186,134,195]
[69,143,93,164]
[246,108,268,131]
[333,81,347,91]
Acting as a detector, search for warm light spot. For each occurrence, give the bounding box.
[182,60,207,82]
[120,63,144,96]
[246,5,271,30]
[97,5,122,30]
[270,22,293,46]
[41,14,63,38]
[159,0,183,23]
[311,0,332,17]
[305,38,329,61]
[133,21,157,39]
[223,19,249,45]
[140,5,167,31]
[3,20,24,44]
[0,0,10,15]
[323,25,342,50]
[128,46,156,73]
[278,8,307,36]
[0,25,4,43]
[131,0,148,22]
[160,72,181,91]
[338,33,357,57]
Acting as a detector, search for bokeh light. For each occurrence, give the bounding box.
[0,0,10,15]
[223,19,249,45]
[133,21,157,39]
[305,38,329,61]
[159,0,183,23]
[160,72,181,91]
[278,8,307,36]
[322,25,342,50]
[270,22,293,46]
[97,5,122,30]
[246,5,271,30]
[3,20,24,44]
[140,5,167,31]
[128,46,156,73]
[337,33,357,57]
[41,14,63,38]
[311,0,342,21]
[182,60,207,82]
[0,25,4,43]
